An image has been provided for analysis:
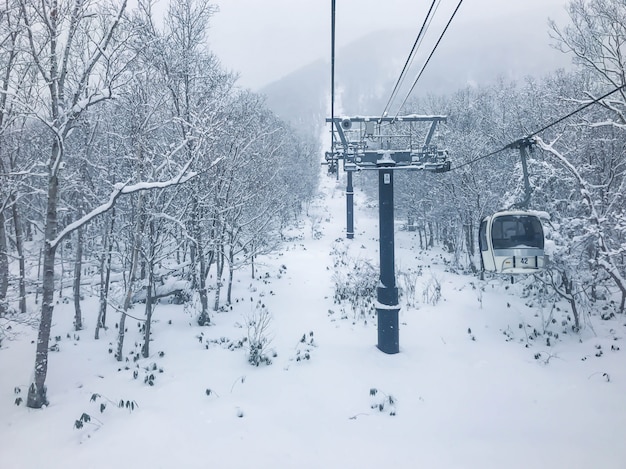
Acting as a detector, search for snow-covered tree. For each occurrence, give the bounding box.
[19,0,133,408]
[546,0,626,314]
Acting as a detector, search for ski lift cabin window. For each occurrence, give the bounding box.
[479,211,545,274]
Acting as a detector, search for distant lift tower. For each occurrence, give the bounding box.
[325,115,451,354]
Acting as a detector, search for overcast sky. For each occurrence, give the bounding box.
[207,0,570,90]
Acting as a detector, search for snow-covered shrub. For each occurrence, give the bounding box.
[206,336,247,351]
[74,394,138,432]
[369,388,396,416]
[13,386,23,406]
[398,269,421,307]
[421,274,441,305]
[245,301,273,366]
[293,331,315,363]
[309,215,323,240]
[128,359,164,386]
[332,255,377,320]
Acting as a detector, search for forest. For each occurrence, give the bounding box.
[0,0,320,408]
[1,0,625,415]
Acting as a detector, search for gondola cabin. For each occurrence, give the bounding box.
[479,211,545,274]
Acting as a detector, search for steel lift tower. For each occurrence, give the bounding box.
[325,115,451,354]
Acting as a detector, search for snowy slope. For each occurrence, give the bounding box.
[1,173,625,469]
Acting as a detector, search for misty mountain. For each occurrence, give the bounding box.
[260,11,572,132]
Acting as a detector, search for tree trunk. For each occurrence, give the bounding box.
[142,272,153,358]
[116,196,144,362]
[189,237,197,290]
[95,210,115,340]
[27,167,60,409]
[227,246,234,305]
[562,271,581,332]
[0,210,8,315]
[191,203,210,326]
[11,198,26,315]
[142,223,155,358]
[251,250,255,280]
[213,246,224,312]
[465,219,474,258]
[59,243,65,299]
[73,225,84,331]
[427,221,434,248]
[197,246,210,325]
[0,7,16,317]
[35,247,42,306]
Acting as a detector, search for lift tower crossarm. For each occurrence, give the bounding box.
[325,115,447,148]
[325,115,450,173]
[326,115,447,123]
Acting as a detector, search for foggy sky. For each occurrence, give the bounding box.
[207,0,570,90]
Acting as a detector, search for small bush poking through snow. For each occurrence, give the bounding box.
[245,301,274,366]
[422,274,442,306]
[14,386,23,406]
[206,336,247,351]
[74,394,137,431]
[332,252,377,321]
[398,269,421,307]
[293,331,316,363]
[369,388,397,416]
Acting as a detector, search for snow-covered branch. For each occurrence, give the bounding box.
[48,154,222,249]
[536,136,626,308]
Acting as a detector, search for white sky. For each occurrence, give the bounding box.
[206,0,569,90]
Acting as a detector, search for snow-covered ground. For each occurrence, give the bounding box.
[1,174,625,469]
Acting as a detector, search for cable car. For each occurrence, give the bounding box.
[478,211,545,274]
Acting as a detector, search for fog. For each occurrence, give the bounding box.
[207,0,570,90]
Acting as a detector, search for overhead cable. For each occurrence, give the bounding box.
[330,0,336,146]
[394,0,465,120]
[526,84,626,139]
[330,0,339,179]
[450,83,626,172]
[450,146,510,171]
[380,0,440,122]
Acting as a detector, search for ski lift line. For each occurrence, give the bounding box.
[329,0,340,178]
[450,83,626,172]
[375,114,450,135]
[390,0,443,114]
[379,0,439,122]
[524,83,626,140]
[330,0,336,148]
[393,0,465,120]
[450,146,510,172]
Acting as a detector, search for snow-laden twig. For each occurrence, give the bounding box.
[48,154,222,249]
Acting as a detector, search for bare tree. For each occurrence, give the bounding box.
[151,0,233,325]
[19,0,132,408]
[550,0,626,125]
[548,0,626,313]
[0,0,26,315]
[537,137,626,313]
